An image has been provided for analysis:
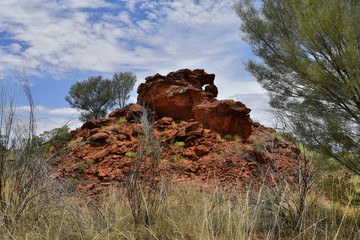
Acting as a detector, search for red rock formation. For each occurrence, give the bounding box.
[193,100,252,141]
[51,69,302,198]
[137,69,252,140]
[52,107,300,198]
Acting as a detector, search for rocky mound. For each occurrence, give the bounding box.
[52,69,301,197]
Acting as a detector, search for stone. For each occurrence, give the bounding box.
[108,104,145,121]
[193,100,252,140]
[137,69,253,140]
[89,132,109,146]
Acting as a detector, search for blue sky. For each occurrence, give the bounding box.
[0,0,273,134]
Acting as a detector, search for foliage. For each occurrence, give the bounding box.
[175,141,185,147]
[233,0,360,174]
[125,151,137,158]
[86,159,94,165]
[65,75,115,122]
[117,116,127,124]
[2,183,360,239]
[64,178,79,187]
[320,172,360,205]
[112,71,137,108]
[38,125,71,154]
[73,162,89,170]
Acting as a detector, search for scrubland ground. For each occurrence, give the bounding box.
[0,165,360,240]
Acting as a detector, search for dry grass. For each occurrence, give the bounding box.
[0,182,359,239]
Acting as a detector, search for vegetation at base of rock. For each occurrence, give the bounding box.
[0,183,359,239]
[73,162,89,170]
[64,178,79,187]
[117,116,127,124]
[125,110,164,225]
[175,141,185,147]
[125,151,137,158]
[223,134,242,142]
[86,159,94,165]
[234,0,360,175]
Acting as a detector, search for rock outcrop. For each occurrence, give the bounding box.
[137,69,252,140]
[52,69,301,198]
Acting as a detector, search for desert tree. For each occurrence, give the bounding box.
[234,0,360,174]
[65,76,115,122]
[112,72,137,108]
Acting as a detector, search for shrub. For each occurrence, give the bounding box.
[175,141,185,147]
[125,152,137,158]
[73,162,89,170]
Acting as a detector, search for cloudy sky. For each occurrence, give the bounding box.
[0,0,273,134]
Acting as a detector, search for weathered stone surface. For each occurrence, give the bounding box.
[81,118,113,130]
[137,69,253,140]
[108,104,145,121]
[89,132,109,146]
[137,69,217,120]
[193,100,252,140]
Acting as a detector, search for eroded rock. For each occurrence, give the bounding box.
[137,69,253,140]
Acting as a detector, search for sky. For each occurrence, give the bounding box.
[0,0,273,134]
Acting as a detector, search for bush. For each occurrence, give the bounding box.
[38,125,71,154]
[125,152,137,158]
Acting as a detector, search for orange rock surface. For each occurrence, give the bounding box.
[52,69,301,197]
[137,69,252,139]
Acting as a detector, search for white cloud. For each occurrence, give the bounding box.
[59,0,112,9]
[16,105,82,134]
[17,105,80,116]
[0,0,271,128]
[0,0,247,74]
[36,116,82,135]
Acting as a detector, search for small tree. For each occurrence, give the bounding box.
[233,0,360,174]
[112,72,137,108]
[65,76,115,122]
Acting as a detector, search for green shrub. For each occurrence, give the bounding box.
[175,141,185,147]
[64,178,79,187]
[117,117,127,124]
[86,159,94,165]
[73,162,89,170]
[223,134,233,141]
[125,152,137,158]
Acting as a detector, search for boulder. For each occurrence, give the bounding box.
[137,69,253,140]
[193,100,252,140]
[109,104,145,121]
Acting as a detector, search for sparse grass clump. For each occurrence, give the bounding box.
[73,162,89,170]
[176,141,185,147]
[125,151,137,158]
